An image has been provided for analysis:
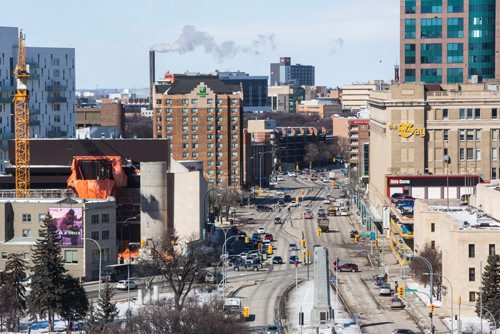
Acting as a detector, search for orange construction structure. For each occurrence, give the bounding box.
[67,156,127,199]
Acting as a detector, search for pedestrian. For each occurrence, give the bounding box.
[288,207,291,213]
[279,207,282,213]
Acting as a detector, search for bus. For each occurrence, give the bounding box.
[101,264,134,282]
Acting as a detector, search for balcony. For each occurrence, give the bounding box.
[30,120,40,126]
[30,108,40,116]
[46,84,67,92]
[47,96,67,103]
[48,130,68,138]
[0,85,15,92]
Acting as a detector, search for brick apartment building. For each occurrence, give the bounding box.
[153,75,243,187]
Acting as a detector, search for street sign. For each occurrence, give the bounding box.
[370,231,376,241]
[405,288,417,292]
[359,233,370,237]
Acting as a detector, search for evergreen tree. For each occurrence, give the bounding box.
[59,276,88,331]
[95,281,119,329]
[27,213,68,331]
[475,254,500,326]
[3,253,27,331]
[86,302,98,333]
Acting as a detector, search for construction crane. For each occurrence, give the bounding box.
[13,30,30,198]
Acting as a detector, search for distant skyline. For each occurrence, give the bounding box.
[0,0,399,89]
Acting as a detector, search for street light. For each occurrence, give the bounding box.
[424,272,454,334]
[83,237,102,300]
[120,215,138,315]
[482,307,497,334]
[411,255,434,333]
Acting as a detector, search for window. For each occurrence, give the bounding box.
[192,117,199,122]
[231,116,238,122]
[231,98,238,105]
[182,126,188,131]
[469,291,476,302]
[231,143,238,148]
[91,215,99,224]
[405,69,416,82]
[469,268,475,281]
[421,43,442,64]
[217,108,223,113]
[231,134,238,139]
[421,68,442,83]
[191,108,198,114]
[22,229,31,237]
[421,0,442,13]
[493,129,499,141]
[207,126,214,131]
[192,152,199,158]
[405,0,416,13]
[443,109,449,120]
[192,126,199,131]
[468,244,475,257]
[22,213,31,223]
[102,248,110,263]
[182,152,189,158]
[459,108,465,119]
[23,252,29,260]
[447,18,464,38]
[192,134,199,140]
[459,148,465,160]
[166,126,173,132]
[405,19,416,39]
[38,213,45,223]
[1,252,7,260]
[476,149,481,161]
[91,231,99,240]
[207,108,214,113]
[431,223,435,232]
[421,18,442,38]
[431,240,436,249]
[166,108,172,114]
[182,99,189,105]
[492,168,497,179]
[166,99,172,105]
[447,43,463,63]
[474,108,481,119]
[192,143,199,149]
[405,44,416,64]
[208,134,214,140]
[182,117,188,123]
[216,99,223,104]
[447,0,463,12]
[166,117,172,122]
[191,99,197,105]
[492,148,498,160]
[182,143,188,149]
[232,125,238,131]
[231,108,239,113]
[231,152,238,157]
[207,117,214,122]
[467,108,473,119]
[207,98,214,104]
[182,134,188,140]
[466,130,474,141]
[444,130,448,141]
[466,148,474,160]
[489,244,496,256]
[64,250,78,264]
[493,108,498,119]
[208,152,214,157]
[182,108,188,114]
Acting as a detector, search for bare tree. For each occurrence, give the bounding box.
[410,243,443,299]
[304,143,320,166]
[109,297,247,334]
[244,112,332,132]
[124,114,152,138]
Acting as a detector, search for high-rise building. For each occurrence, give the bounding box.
[153,74,243,187]
[400,0,498,84]
[0,26,75,171]
[270,57,315,86]
[218,71,270,113]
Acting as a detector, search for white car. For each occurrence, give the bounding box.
[290,200,298,207]
[116,280,137,290]
[257,227,265,234]
[323,199,331,204]
[288,171,297,177]
[379,283,392,296]
[277,176,284,181]
[275,190,285,195]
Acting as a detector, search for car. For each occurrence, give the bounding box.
[461,194,471,202]
[274,217,282,224]
[257,227,265,234]
[264,233,273,242]
[288,171,297,177]
[390,297,405,309]
[272,256,283,264]
[350,230,359,239]
[277,176,284,181]
[289,255,300,264]
[290,200,298,207]
[323,199,331,204]
[116,279,137,290]
[392,329,418,334]
[304,211,313,219]
[275,190,285,195]
[375,275,387,286]
[379,283,392,296]
[256,205,273,212]
[245,263,261,271]
[284,194,292,202]
[246,217,255,224]
[334,263,359,272]
[266,325,280,334]
[391,193,415,203]
[289,243,298,251]
[277,199,286,207]
[395,200,414,210]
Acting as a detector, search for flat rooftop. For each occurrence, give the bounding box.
[427,202,500,231]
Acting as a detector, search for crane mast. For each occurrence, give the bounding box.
[13,31,30,198]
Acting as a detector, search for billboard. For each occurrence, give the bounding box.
[49,208,83,247]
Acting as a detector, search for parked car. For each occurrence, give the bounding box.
[391,193,414,203]
[290,200,298,207]
[284,194,292,203]
[395,200,414,210]
[116,279,137,290]
[274,217,282,224]
[272,256,283,264]
[334,263,359,272]
[257,205,273,212]
[375,274,386,286]
[277,176,284,181]
[264,233,274,242]
[304,211,313,219]
[288,171,297,177]
[289,255,300,264]
[390,297,405,309]
[289,243,298,251]
[257,227,265,234]
[379,283,392,296]
[392,329,418,334]
[266,325,280,334]
[275,190,285,196]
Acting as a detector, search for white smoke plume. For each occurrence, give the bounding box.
[151,25,276,62]
[330,36,344,55]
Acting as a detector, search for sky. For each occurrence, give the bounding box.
[0,0,400,89]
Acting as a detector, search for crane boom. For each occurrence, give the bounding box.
[14,30,30,198]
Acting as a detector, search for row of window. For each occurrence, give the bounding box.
[207,169,240,176]
[21,213,110,224]
[1,248,112,265]
[162,116,239,123]
[207,160,239,167]
[163,125,240,132]
[404,18,463,39]
[405,43,464,65]
[405,68,463,84]
[183,143,239,149]
[156,98,239,106]
[459,148,481,161]
[180,133,239,140]
[182,152,240,159]
[405,0,463,14]
[156,107,240,115]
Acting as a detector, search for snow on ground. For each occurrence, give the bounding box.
[287,280,362,334]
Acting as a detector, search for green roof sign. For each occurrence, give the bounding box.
[197,85,207,97]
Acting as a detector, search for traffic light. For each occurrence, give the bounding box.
[332,157,336,162]
[301,239,306,248]
[296,195,300,204]
[243,306,250,318]
[258,243,262,253]
[301,189,305,196]
[244,236,249,244]
[331,181,336,188]
[267,245,273,255]
[354,234,359,243]
[306,248,310,261]
[375,238,379,247]
[429,304,435,313]
[398,286,405,297]
[318,228,322,236]
[258,187,263,196]
[296,163,299,171]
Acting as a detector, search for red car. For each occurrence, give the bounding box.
[334,263,359,272]
[264,233,273,242]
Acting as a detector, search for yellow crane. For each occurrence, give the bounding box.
[13,30,30,198]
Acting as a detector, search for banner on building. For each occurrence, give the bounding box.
[382,206,390,230]
[49,208,83,247]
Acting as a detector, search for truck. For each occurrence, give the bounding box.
[327,205,337,216]
[329,171,336,180]
[318,217,330,232]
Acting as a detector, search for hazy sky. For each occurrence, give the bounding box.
[0,0,399,89]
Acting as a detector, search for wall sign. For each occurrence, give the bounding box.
[197,85,208,97]
[389,122,426,138]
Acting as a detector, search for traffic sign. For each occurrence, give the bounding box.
[405,288,417,292]
[359,233,370,237]
[370,232,376,241]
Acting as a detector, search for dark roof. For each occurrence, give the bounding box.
[424,84,443,92]
[155,84,171,94]
[8,138,170,166]
[166,76,240,95]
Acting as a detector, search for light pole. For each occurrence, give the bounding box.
[424,272,454,334]
[412,255,434,333]
[482,307,497,334]
[83,237,102,299]
[258,147,282,191]
[120,216,137,316]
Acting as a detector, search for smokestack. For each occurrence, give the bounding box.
[394,65,400,83]
[149,50,156,109]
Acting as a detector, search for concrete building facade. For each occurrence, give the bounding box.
[218,71,270,113]
[349,119,370,179]
[368,82,500,212]
[341,81,387,111]
[76,102,125,136]
[270,57,315,86]
[268,85,305,113]
[0,26,76,170]
[400,0,499,84]
[153,75,243,187]
[296,99,341,119]
[332,116,350,138]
